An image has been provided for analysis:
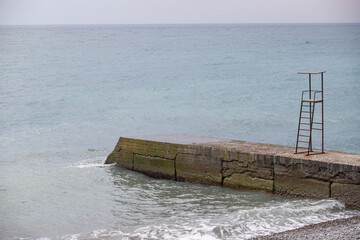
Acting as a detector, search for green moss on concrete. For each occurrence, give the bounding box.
[105,149,133,169]
[105,151,117,164]
[176,153,222,185]
[134,155,175,179]
[246,153,251,165]
[223,173,273,192]
[176,172,221,185]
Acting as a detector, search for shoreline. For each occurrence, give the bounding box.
[252,215,360,240]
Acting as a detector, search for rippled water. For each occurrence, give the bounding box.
[0,24,359,239]
[3,157,357,240]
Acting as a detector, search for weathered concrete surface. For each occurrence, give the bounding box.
[176,145,222,185]
[107,137,182,179]
[331,183,360,209]
[106,134,360,209]
[222,152,274,191]
[133,154,175,180]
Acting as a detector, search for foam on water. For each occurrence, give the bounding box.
[57,200,356,240]
[69,156,115,168]
[46,179,358,240]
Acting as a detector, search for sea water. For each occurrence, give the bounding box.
[0,24,359,239]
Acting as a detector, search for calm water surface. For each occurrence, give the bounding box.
[0,24,359,239]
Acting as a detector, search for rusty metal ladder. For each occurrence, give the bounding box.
[295,71,325,155]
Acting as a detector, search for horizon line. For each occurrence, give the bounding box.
[1,22,360,26]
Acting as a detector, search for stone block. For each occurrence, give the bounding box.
[222,153,273,181]
[134,154,175,180]
[331,183,360,209]
[223,172,273,192]
[274,156,305,178]
[328,164,360,184]
[275,156,360,184]
[105,149,133,170]
[176,152,222,185]
[120,137,181,160]
[275,175,330,198]
[105,151,117,164]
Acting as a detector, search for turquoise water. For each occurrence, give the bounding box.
[0,24,359,239]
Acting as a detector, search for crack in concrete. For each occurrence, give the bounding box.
[272,158,275,194]
[133,152,177,161]
[174,152,179,181]
[131,152,134,170]
[220,158,224,186]
[304,175,333,182]
[221,162,272,182]
[275,161,304,168]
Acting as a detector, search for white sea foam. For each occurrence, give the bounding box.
[69,156,115,168]
[61,233,81,240]
[56,202,358,240]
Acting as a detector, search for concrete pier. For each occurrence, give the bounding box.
[105,134,360,209]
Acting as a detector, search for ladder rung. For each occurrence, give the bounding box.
[300,129,310,131]
[313,122,322,124]
[302,111,311,113]
[313,128,322,130]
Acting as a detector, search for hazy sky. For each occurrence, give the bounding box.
[1,0,360,25]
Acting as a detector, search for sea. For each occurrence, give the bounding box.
[0,24,359,239]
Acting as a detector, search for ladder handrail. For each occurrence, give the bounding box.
[301,90,322,101]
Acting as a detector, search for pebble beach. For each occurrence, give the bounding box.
[253,216,360,240]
